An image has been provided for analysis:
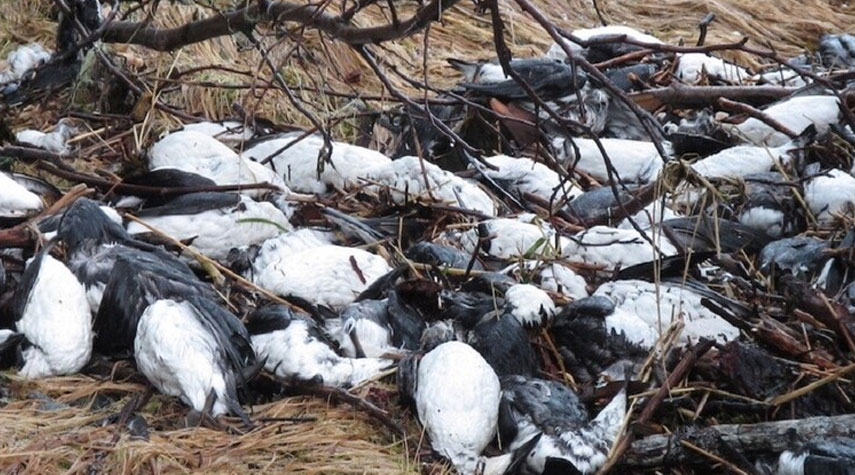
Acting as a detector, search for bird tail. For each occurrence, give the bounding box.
[447,58,480,82]
[338,357,396,388]
[479,433,543,475]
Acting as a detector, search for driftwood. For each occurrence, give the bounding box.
[630,85,797,110]
[623,413,855,468]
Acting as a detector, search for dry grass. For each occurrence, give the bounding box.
[0,370,420,474]
[2,0,855,473]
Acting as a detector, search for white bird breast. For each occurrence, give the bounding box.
[804,169,855,224]
[561,137,664,183]
[251,320,390,388]
[459,216,562,259]
[242,134,391,194]
[725,95,840,146]
[676,53,749,84]
[134,299,231,416]
[0,172,43,218]
[690,144,791,180]
[594,280,740,346]
[364,156,496,216]
[18,255,92,378]
[149,131,286,193]
[482,155,581,202]
[505,283,556,327]
[249,228,336,276]
[252,245,392,310]
[563,226,678,271]
[416,341,501,472]
[126,197,291,262]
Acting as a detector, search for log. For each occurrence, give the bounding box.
[623,414,855,467]
[630,85,797,110]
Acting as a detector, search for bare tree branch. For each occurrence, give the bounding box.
[101,0,461,51]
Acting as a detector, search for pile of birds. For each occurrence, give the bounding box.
[3,17,855,474]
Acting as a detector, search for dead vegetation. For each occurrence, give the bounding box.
[2,0,855,473]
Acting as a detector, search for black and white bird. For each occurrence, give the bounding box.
[592,279,741,346]
[0,248,92,378]
[735,172,800,238]
[125,192,291,262]
[148,130,287,193]
[499,375,628,474]
[246,305,393,388]
[688,126,815,181]
[561,225,678,272]
[545,26,663,62]
[56,198,193,316]
[777,436,855,475]
[400,341,523,475]
[134,296,260,424]
[551,296,650,383]
[449,57,588,102]
[94,248,215,355]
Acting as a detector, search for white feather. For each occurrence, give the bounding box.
[15,120,75,154]
[17,255,92,379]
[0,43,51,84]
